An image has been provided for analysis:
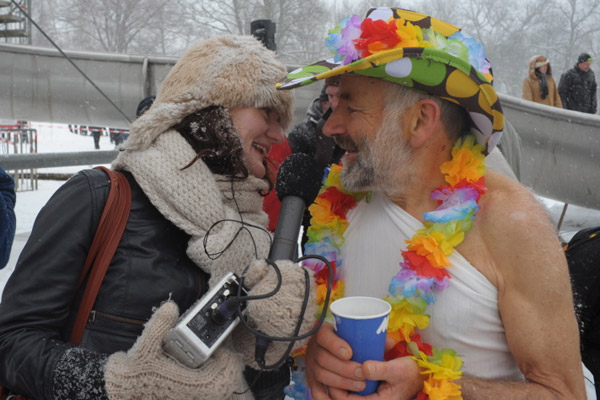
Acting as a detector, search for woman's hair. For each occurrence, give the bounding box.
[172,106,273,192]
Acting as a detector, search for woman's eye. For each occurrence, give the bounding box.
[263,108,281,123]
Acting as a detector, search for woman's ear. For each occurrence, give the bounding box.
[403,99,441,148]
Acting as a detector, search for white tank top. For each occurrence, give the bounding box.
[342,193,524,380]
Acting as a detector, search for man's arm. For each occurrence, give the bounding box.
[590,73,597,113]
[464,175,586,399]
[553,81,563,108]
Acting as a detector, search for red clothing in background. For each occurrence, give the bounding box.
[263,139,292,232]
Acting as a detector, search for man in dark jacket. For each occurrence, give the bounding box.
[558,53,597,114]
[288,77,343,165]
[0,166,15,269]
[287,77,345,248]
[565,226,600,399]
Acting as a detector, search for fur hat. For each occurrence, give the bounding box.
[123,35,293,151]
[277,7,503,155]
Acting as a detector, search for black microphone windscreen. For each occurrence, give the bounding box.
[275,153,324,204]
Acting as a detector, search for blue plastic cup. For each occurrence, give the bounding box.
[330,296,391,396]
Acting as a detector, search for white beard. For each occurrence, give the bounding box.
[340,112,415,198]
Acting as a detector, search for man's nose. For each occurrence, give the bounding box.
[322,107,346,137]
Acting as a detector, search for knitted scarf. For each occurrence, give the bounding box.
[535,70,549,100]
[112,129,272,288]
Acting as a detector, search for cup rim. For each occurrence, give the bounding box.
[330,296,391,320]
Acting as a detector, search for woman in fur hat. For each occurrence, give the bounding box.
[522,55,563,108]
[0,35,316,400]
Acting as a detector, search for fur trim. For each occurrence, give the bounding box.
[124,35,293,151]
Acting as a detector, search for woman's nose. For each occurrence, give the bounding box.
[268,122,285,144]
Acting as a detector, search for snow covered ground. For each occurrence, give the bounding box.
[1,123,600,297]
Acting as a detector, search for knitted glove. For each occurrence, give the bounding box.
[104,301,249,400]
[233,260,317,369]
[240,258,271,289]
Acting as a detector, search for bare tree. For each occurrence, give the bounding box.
[31,0,63,47]
[126,0,196,55]
[177,0,330,64]
[46,0,183,54]
[25,0,600,98]
[269,0,330,64]
[178,0,260,36]
[551,0,600,71]
[414,0,556,95]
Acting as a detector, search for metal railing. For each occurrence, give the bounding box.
[1,128,38,190]
[0,150,117,171]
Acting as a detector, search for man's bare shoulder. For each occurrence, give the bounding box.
[479,170,556,239]
[477,171,568,283]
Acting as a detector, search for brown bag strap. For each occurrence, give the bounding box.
[69,167,132,345]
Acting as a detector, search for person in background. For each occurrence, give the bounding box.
[135,95,156,118]
[277,7,592,400]
[0,35,316,400]
[113,95,157,147]
[565,227,600,399]
[522,55,562,108]
[323,76,340,111]
[0,166,15,269]
[288,77,344,170]
[559,52,597,114]
[90,126,103,149]
[262,138,292,233]
[287,77,345,248]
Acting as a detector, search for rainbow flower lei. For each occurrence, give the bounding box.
[287,134,487,400]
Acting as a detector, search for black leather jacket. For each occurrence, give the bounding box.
[0,169,208,399]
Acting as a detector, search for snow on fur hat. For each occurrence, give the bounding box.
[124,35,293,151]
[277,7,503,154]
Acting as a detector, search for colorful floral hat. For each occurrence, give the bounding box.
[277,7,504,154]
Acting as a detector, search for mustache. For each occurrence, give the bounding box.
[333,135,358,151]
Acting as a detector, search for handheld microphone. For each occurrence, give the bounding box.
[247,154,329,370]
[269,153,324,261]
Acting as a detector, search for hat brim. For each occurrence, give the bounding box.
[277,47,503,154]
[278,47,492,89]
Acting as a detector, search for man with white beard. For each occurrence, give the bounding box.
[277,7,593,400]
